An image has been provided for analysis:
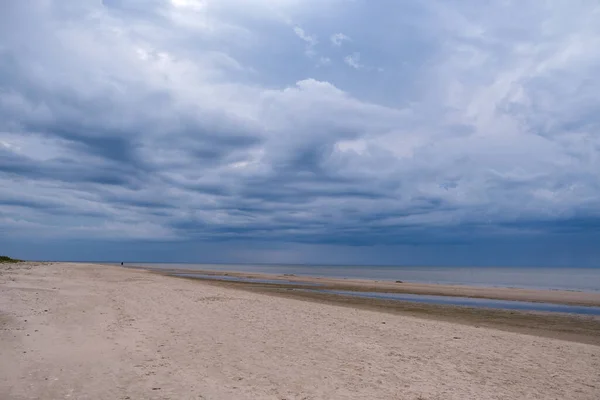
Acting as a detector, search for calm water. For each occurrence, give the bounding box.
[304,290,600,316]
[127,263,600,292]
[173,273,322,286]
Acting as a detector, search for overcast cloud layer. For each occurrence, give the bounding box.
[1,1,600,265]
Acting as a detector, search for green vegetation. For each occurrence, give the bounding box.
[0,255,23,263]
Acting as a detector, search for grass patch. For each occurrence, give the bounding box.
[0,255,23,263]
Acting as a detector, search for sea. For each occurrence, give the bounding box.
[123,263,600,292]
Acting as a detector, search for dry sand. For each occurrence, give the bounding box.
[1,262,599,400]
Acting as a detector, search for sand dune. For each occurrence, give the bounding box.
[1,262,599,399]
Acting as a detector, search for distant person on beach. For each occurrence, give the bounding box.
[121,262,123,266]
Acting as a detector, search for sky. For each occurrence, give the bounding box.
[1,0,600,266]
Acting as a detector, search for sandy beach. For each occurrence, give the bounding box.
[1,262,599,399]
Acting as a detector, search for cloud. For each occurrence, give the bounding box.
[1,0,600,264]
[317,56,332,66]
[293,26,318,57]
[330,32,350,46]
[344,52,363,69]
[170,0,206,11]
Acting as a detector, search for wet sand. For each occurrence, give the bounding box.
[166,272,600,347]
[152,267,600,306]
[2,262,599,400]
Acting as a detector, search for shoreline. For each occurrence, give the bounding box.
[145,267,600,307]
[165,273,600,347]
[121,263,600,293]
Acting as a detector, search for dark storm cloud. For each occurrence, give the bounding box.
[1,0,600,265]
[0,149,133,186]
